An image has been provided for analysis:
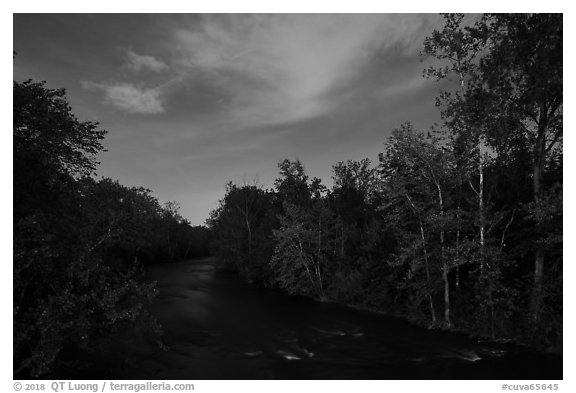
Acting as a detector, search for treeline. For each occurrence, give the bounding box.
[208,14,562,349]
[13,79,210,377]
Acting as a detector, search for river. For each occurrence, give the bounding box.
[109,258,561,380]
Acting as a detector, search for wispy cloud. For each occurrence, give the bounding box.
[14,14,447,224]
[126,50,168,72]
[174,14,437,128]
[81,81,165,114]
[81,49,173,115]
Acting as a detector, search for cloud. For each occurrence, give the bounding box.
[173,14,438,128]
[81,81,165,114]
[126,50,168,72]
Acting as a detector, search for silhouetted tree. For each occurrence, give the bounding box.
[13,80,161,377]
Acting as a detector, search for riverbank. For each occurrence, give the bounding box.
[213,257,562,357]
[113,258,561,379]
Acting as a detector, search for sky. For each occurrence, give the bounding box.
[13,13,456,225]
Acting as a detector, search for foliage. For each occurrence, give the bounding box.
[13,79,210,377]
[207,182,277,283]
[208,13,562,351]
[13,80,106,178]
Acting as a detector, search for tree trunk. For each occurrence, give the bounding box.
[442,261,450,327]
[530,128,546,324]
[456,177,462,289]
[500,210,515,251]
[297,240,321,299]
[437,183,450,327]
[420,223,437,325]
[237,204,252,265]
[420,155,450,326]
[406,192,437,325]
[479,155,485,275]
[340,218,345,258]
[245,216,252,258]
[317,213,325,300]
[316,262,325,300]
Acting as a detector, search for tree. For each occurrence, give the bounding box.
[78,178,179,265]
[13,80,160,377]
[274,159,312,208]
[422,13,492,281]
[423,13,563,326]
[207,182,277,282]
[270,160,340,300]
[474,14,562,325]
[331,159,376,258]
[378,161,438,325]
[380,123,454,326]
[271,203,332,300]
[14,80,105,219]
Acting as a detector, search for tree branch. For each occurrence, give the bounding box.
[468,179,479,196]
[545,129,562,154]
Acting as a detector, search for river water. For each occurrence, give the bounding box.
[114,258,561,380]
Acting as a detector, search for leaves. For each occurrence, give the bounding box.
[14,80,206,377]
[13,80,106,178]
[208,13,562,349]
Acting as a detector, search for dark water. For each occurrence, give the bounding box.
[115,258,561,380]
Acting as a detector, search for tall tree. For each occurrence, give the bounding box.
[425,14,562,325]
[422,13,490,277]
[473,14,563,324]
[380,123,453,326]
[270,160,337,300]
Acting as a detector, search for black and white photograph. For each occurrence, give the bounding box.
[11,7,565,387]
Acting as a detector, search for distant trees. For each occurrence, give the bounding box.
[331,158,376,260]
[77,178,211,266]
[208,13,562,350]
[271,203,329,300]
[270,160,336,300]
[14,80,210,377]
[207,182,277,282]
